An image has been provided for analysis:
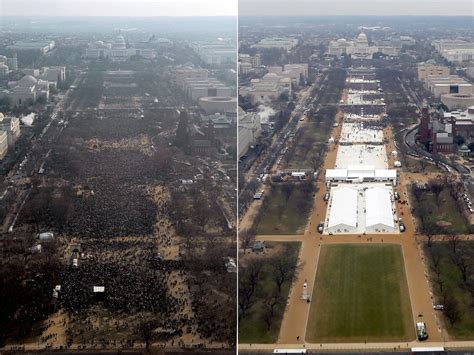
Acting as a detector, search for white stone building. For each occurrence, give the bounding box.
[328,32,400,59]
[7,75,49,107]
[0,113,20,147]
[85,35,156,61]
[238,108,261,158]
[0,130,7,160]
[239,72,292,105]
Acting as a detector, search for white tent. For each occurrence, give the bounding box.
[365,187,395,232]
[327,187,358,234]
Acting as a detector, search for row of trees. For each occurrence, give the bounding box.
[411,174,469,236]
[239,250,299,329]
[427,238,474,327]
[0,236,62,344]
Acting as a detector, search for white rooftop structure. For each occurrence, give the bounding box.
[324,183,399,235]
[325,166,397,185]
[327,187,358,234]
[365,187,396,232]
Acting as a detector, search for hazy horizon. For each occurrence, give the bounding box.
[239,0,474,17]
[0,0,237,17]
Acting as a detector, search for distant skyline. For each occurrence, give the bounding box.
[239,0,474,17]
[0,0,236,17]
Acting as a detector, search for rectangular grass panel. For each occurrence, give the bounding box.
[306,244,414,343]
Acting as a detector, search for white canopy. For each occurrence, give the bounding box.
[365,187,395,231]
[327,187,358,233]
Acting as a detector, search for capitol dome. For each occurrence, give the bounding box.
[356,32,369,46]
[93,40,106,48]
[113,35,126,49]
[263,73,280,81]
[18,75,37,87]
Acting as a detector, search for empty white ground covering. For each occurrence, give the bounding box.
[327,187,358,234]
[346,78,380,83]
[340,122,384,144]
[365,187,395,232]
[343,113,383,121]
[336,145,388,169]
[347,93,385,105]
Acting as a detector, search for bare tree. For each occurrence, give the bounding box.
[239,229,256,254]
[451,252,470,284]
[435,274,445,294]
[411,184,424,204]
[137,320,158,350]
[281,183,294,202]
[269,255,299,293]
[238,259,264,319]
[192,195,213,231]
[430,250,441,270]
[444,296,461,326]
[446,234,460,254]
[262,288,285,329]
[428,176,444,202]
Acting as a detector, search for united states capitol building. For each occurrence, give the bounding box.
[85,34,156,62]
[328,32,400,59]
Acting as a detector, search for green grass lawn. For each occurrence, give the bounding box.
[415,188,471,235]
[403,156,443,173]
[239,242,301,343]
[287,122,329,169]
[256,184,313,235]
[306,244,414,343]
[425,241,474,339]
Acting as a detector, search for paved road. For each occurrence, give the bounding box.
[403,124,470,175]
[239,73,329,217]
[2,74,83,233]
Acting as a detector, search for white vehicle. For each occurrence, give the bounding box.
[433,304,444,310]
[317,222,324,233]
[416,322,428,340]
[399,222,405,232]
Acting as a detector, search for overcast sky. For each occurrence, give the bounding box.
[0,0,236,17]
[240,0,474,16]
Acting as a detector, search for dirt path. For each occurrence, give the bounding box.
[275,110,342,345]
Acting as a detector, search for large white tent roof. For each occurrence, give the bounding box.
[365,187,394,229]
[328,187,358,229]
[326,169,348,180]
[326,166,396,181]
